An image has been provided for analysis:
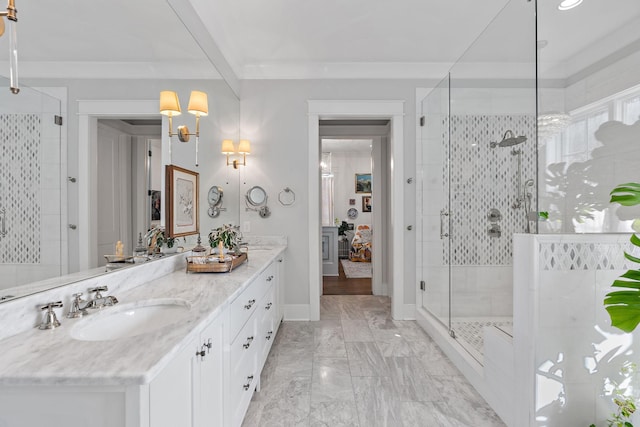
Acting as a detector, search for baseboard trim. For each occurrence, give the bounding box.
[284,304,310,321]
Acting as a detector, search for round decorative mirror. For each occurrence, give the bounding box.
[246,186,267,206]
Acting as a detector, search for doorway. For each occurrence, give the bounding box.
[95,119,161,267]
[320,122,390,296]
[307,100,405,321]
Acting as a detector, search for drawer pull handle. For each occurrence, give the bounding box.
[243,336,254,349]
[265,302,273,310]
[266,276,273,282]
[243,375,254,391]
[244,299,256,310]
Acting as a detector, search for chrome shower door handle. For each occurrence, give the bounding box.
[0,207,7,238]
[440,209,449,239]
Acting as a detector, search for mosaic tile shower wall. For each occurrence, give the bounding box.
[446,115,536,266]
[0,114,41,263]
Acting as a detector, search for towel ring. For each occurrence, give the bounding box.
[278,187,296,206]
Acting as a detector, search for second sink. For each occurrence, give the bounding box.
[70,299,191,341]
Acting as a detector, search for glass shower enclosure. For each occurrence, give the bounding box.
[0,80,64,296]
[417,0,537,363]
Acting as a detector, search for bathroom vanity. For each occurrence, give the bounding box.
[0,245,286,427]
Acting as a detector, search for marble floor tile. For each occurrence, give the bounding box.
[373,329,415,357]
[351,376,403,427]
[385,356,441,402]
[342,319,375,342]
[244,295,504,427]
[346,342,389,377]
[313,324,347,357]
[244,376,312,426]
[398,401,468,427]
[309,400,360,427]
[311,357,355,403]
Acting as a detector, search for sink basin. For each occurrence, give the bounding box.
[70,299,191,341]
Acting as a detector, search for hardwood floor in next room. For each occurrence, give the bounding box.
[323,260,372,295]
[242,295,505,427]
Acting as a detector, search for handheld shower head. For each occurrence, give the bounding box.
[490,130,527,148]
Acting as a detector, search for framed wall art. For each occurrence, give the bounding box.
[166,165,199,237]
[355,173,372,193]
[362,195,372,213]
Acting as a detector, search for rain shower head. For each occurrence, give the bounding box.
[490,130,527,148]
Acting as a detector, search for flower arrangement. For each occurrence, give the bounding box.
[208,224,241,251]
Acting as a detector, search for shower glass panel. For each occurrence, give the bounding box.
[446,0,537,362]
[418,74,451,329]
[0,81,63,294]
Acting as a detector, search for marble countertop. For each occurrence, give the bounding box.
[0,246,285,387]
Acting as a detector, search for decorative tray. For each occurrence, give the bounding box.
[186,252,248,273]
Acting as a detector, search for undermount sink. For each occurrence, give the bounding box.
[70,299,191,341]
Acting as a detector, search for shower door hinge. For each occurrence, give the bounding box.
[54,115,63,126]
[419,116,425,127]
[419,280,425,291]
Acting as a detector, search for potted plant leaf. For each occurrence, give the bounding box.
[208,224,241,253]
[144,226,176,254]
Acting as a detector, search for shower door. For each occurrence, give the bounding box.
[418,75,451,330]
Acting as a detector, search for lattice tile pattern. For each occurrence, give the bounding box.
[539,241,636,271]
[444,115,536,266]
[0,114,41,263]
[452,318,514,356]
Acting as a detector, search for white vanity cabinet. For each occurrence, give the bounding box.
[0,249,285,427]
[226,261,280,427]
[149,312,225,427]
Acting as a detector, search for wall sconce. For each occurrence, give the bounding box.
[222,139,251,169]
[0,0,19,94]
[159,90,208,166]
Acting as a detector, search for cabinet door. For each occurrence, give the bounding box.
[277,256,285,323]
[150,336,198,427]
[197,316,224,427]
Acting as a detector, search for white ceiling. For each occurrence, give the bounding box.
[0,0,639,81]
[322,139,372,153]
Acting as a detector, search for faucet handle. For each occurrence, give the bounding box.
[38,301,63,330]
[88,286,108,298]
[39,301,63,311]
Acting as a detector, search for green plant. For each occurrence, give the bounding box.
[604,183,640,333]
[208,224,240,251]
[144,227,174,250]
[590,363,638,427]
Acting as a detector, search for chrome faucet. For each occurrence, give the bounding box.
[82,286,118,310]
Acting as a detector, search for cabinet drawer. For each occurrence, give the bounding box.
[229,348,257,427]
[228,262,277,340]
[230,314,258,378]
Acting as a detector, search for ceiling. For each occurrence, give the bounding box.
[0,0,639,81]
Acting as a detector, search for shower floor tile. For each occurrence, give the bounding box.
[451,317,513,361]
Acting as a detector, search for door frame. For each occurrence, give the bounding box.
[77,100,159,270]
[308,100,405,320]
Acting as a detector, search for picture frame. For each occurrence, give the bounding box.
[362,195,372,213]
[355,173,372,193]
[166,165,199,238]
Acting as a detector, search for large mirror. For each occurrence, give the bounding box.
[0,0,241,302]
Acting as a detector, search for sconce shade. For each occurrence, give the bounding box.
[160,91,181,116]
[188,91,208,116]
[238,139,251,154]
[221,139,235,154]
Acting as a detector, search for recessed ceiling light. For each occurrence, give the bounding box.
[558,0,583,11]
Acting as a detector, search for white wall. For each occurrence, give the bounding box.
[240,79,426,308]
[331,150,372,227]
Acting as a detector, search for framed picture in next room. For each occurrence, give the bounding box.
[355,173,372,193]
[362,196,372,213]
[166,164,199,237]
